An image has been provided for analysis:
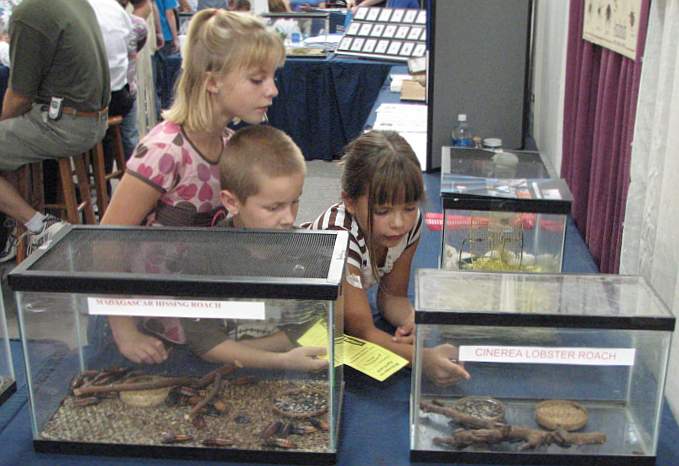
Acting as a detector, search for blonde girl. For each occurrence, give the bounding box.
[308,130,470,386]
[101,9,284,365]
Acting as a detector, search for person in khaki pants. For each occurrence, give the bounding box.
[0,0,110,260]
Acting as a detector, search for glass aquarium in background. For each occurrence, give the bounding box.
[440,146,573,273]
[9,226,347,464]
[0,287,16,406]
[411,270,675,465]
[260,12,335,57]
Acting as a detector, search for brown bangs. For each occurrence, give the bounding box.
[369,154,425,207]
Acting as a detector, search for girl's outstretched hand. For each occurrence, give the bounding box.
[282,346,328,371]
[392,319,415,345]
[422,344,471,387]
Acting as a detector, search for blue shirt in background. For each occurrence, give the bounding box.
[288,0,324,11]
[387,0,419,7]
[155,0,178,41]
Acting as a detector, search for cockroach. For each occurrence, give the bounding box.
[161,432,193,444]
[202,437,233,447]
[264,437,297,449]
[260,420,282,440]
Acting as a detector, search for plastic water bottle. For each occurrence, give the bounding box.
[451,114,473,147]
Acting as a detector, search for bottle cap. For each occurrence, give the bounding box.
[457,113,467,122]
[483,138,502,149]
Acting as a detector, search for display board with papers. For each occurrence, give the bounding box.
[336,7,427,62]
[373,102,427,170]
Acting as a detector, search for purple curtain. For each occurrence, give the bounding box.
[561,0,649,273]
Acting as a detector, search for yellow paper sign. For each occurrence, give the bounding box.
[341,335,409,382]
[296,319,330,348]
[297,320,343,366]
[297,321,408,381]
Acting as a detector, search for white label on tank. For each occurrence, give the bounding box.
[458,345,636,366]
[87,297,265,320]
[542,188,562,200]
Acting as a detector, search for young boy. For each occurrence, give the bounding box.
[179,125,327,371]
[105,126,326,372]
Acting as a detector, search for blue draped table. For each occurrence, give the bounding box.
[164,54,392,160]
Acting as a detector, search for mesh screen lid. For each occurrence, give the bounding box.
[9,227,348,299]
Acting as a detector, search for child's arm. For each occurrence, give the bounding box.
[345,264,470,386]
[239,330,294,352]
[343,265,415,361]
[377,239,419,343]
[101,174,162,226]
[201,339,327,371]
[108,316,168,364]
[101,176,164,363]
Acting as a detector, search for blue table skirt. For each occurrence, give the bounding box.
[163,54,392,161]
[268,55,392,161]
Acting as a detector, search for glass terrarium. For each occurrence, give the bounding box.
[9,226,347,463]
[411,270,675,465]
[261,12,332,57]
[440,147,573,273]
[0,289,16,406]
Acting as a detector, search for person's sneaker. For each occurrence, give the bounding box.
[26,214,67,257]
[0,231,17,263]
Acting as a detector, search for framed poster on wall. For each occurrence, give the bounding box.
[583,0,644,60]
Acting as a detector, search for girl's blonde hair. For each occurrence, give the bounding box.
[163,9,285,132]
[341,130,425,285]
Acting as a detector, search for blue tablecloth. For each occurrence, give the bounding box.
[163,54,392,160]
[268,55,392,160]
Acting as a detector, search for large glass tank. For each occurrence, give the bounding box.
[0,288,16,405]
[440,147,573,273]
[261,12,332,56]
[411,270,675,465]
[9,226,347,463]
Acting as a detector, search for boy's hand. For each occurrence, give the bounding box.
[392,317,415,344]
[282,346,328,371]
[422,344,470,387]
[113,328,168,365]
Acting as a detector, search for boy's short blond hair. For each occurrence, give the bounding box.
[220,126,306,201]
[163,10,285,133]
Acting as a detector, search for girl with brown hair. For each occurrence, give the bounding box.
[308,130,471,385]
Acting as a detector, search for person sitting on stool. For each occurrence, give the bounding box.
[0,0,110,259]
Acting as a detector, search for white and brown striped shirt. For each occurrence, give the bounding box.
[306,202,422,289]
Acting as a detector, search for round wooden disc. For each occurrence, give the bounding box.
[535,399,588,431]
[119,376,172,408]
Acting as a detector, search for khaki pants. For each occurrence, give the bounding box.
[0,103,108,171]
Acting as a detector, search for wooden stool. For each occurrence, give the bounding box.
[45,155,97,225]
[91,116,126,218]
[15,154,97,263]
